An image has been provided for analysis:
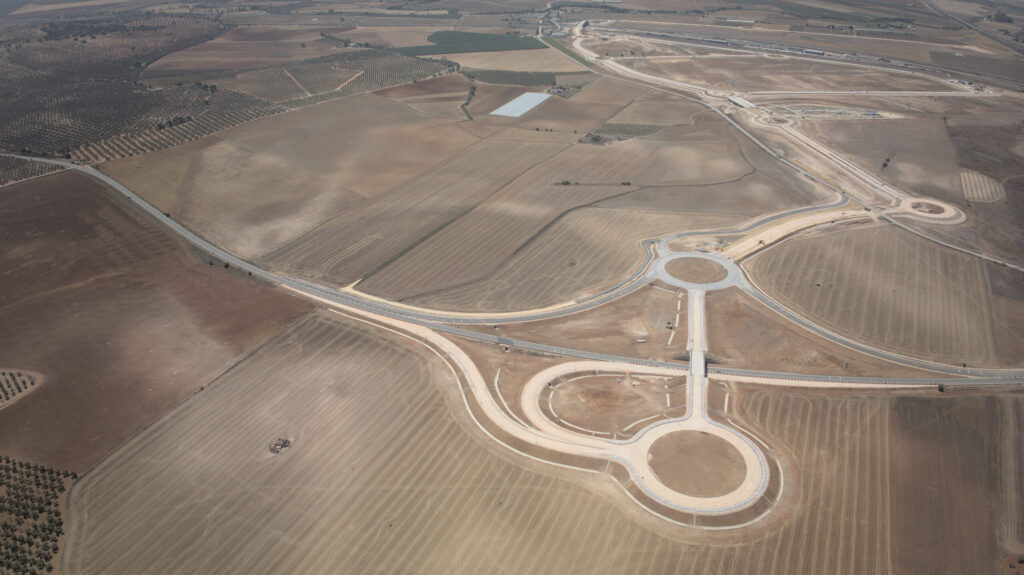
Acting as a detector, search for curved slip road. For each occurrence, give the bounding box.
[6,154,1023,384]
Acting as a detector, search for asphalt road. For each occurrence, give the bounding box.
[5,150,1021,386]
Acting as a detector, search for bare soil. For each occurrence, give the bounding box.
[665,258,728,284]
[548,374,684,436]
[705,287,944,377]
[0,171,311,472]
[147,26,353,70]
[625,55,950,93]
[102,93,477,261]
[745,223,1024,368]
[648,431,746,497]
[456,285,689,362]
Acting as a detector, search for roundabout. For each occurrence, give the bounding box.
[653,252,743,292]
[648,430,746,498]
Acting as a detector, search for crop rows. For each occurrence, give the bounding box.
[71,90,284,163]
[0,15,223,157]
[0,456,76,575]
[281,51,453,109]
[266,139,564,285]
[0,371,35,406]
[0,157,61,188]
[406,208,737,312]
[747,225,1004,365]
[3,15,221,81]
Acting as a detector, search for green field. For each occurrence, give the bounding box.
[398,31,546,55]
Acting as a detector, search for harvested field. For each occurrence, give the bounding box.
[102,94,477,260]
[147,26,352,70]
[705,287,945,377]
[665,258,727,283]
[1001,396,1024,554]
[0,171,311,471]
[745,223,1024,368]
[60,310,1014,574]
[888,394,1003,573]
[547,373,685,437]
[341,26,441,48]
[605,95,704,126]
[717,387,1005,574]
[63,311,656,574]
[960,168,1005,202]
[450,48,587,72]
[401,208,742,312]
[943,118,1024,266]
[798,117,962,201]
[375,73,472,117]
[623,55,950,93]
[359,122,754,301]
[570,75,651,107]
[265,138,566,286]
[649,431,745,497]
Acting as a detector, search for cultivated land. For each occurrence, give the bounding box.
[623,55,952,93]
[450,48,588,72]
[745,223,1024,368]
[102,93,477,260]
[145,26,354,70]
[0,171,311,471]
[63,319,1019,574]
[4,3,1024,572]
[799,116,964,202]
[705,287,943,377]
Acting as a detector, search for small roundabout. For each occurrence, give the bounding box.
[647,430,746,498]
[652,252,743,292]
[516,361,773,521]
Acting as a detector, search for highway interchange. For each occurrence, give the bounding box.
[5,25,1022,525]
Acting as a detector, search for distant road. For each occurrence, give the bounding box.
[4,152,1020,386]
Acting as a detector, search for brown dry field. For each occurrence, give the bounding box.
[624,55,950,93]
[373,73,473,118]
[665,258,728,283]
[400,208,742,312]
[360,109,829,307]
[102,93,477,261]
[705,287,942,377]
[458,285,689,362]
[605,93,705,126]
[585,35,713,59]
[451,48,587,72]
[60,307,1018,573]
[941,111,1024,267]
[147,26,355,71]
[548,374,685,437]
[611,20,1022,79]
[649,431,745,497]
[799,116,963,202]
[722,385,1010,574]
[1001,396,1024,556]
[744,223,1024,368]
[0,171,311,472]
[358,116,752,301]
[264,137,567,286]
